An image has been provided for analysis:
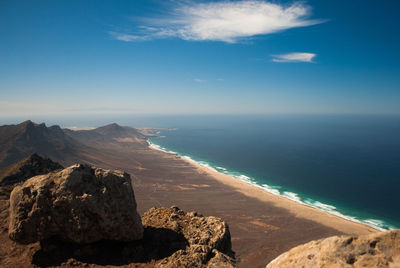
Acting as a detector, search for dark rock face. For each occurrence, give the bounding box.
[31,226,189,267]
[0,153,63,186]
[267,230,400,268]
[30,206,236,267]
[142,206,236,267]
[8,164,143,244]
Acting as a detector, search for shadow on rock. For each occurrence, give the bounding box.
[32,227,188,267]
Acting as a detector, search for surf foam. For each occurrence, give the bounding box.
[147,139,396,231]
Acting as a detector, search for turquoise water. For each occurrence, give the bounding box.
[146,115,400,231]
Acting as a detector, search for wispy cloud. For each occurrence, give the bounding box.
[109,32,150,42]
[272,52,316,63]
[111,1,322,43]
[194,78,206,83]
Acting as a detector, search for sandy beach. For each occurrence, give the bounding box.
[123,142,379,267]
[0,131,381,268]
[178,153,378,235]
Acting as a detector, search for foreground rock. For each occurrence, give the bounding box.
[8,164,143,244]
[32,206,236,267]
[267,229,400,268]
[142,206,236,267]
[0,153,63,187]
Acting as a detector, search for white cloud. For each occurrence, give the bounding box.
[109,32,150,42]
[111,1,322,43]
[272,52,316,63]
[194,78,206,83]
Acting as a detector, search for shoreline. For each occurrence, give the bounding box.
[147,140,380,235]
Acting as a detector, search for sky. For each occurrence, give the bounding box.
[1,0,400,118]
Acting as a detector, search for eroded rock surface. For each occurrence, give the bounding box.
[143,206,236,268]
[31,206,236,267]
[267,229,400,268]
[8,164,143,244]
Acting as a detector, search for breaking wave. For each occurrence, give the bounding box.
[147,139,396,231]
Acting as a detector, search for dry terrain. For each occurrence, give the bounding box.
[0,121,379,267]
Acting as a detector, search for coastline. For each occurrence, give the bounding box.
[147,140,379,235]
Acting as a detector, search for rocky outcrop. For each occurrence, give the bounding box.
[6,162,235,267]
[8,164,143,244]
[267,230,400,268]
[142,206,236,267]
[0,153,63,186]
[31,206,236,267]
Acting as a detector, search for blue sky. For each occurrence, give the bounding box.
[1,0,399,117]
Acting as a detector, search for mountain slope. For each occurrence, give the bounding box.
[0,121,88,168]
[0,121,149,170]
[0,153,63,186]
[64,123,147,148]
[93,123,144,138]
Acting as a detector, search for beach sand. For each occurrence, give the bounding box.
[118,144,378,268]
[0,138,379,268]
[180,154,378,235]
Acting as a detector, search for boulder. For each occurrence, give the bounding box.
[8,164,143,244]
[143,206,236,267]
[30,206,236,267]
[267,229,400,268]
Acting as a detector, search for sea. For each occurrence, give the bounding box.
[140,114,400,231]
[3,114,400,230]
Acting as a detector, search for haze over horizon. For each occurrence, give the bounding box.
[1,2,400,266]
[1,0,400,118]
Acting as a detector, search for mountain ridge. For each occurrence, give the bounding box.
[0,153,63,187]
[0,121,146,169]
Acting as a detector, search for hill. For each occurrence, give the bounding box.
[64,123,147,148]
[0,120,86,168]
[0,121,148,170]
[0,153,63,186]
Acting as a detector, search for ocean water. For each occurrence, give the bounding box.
[4,114,399,230]
[145,115,400,231]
